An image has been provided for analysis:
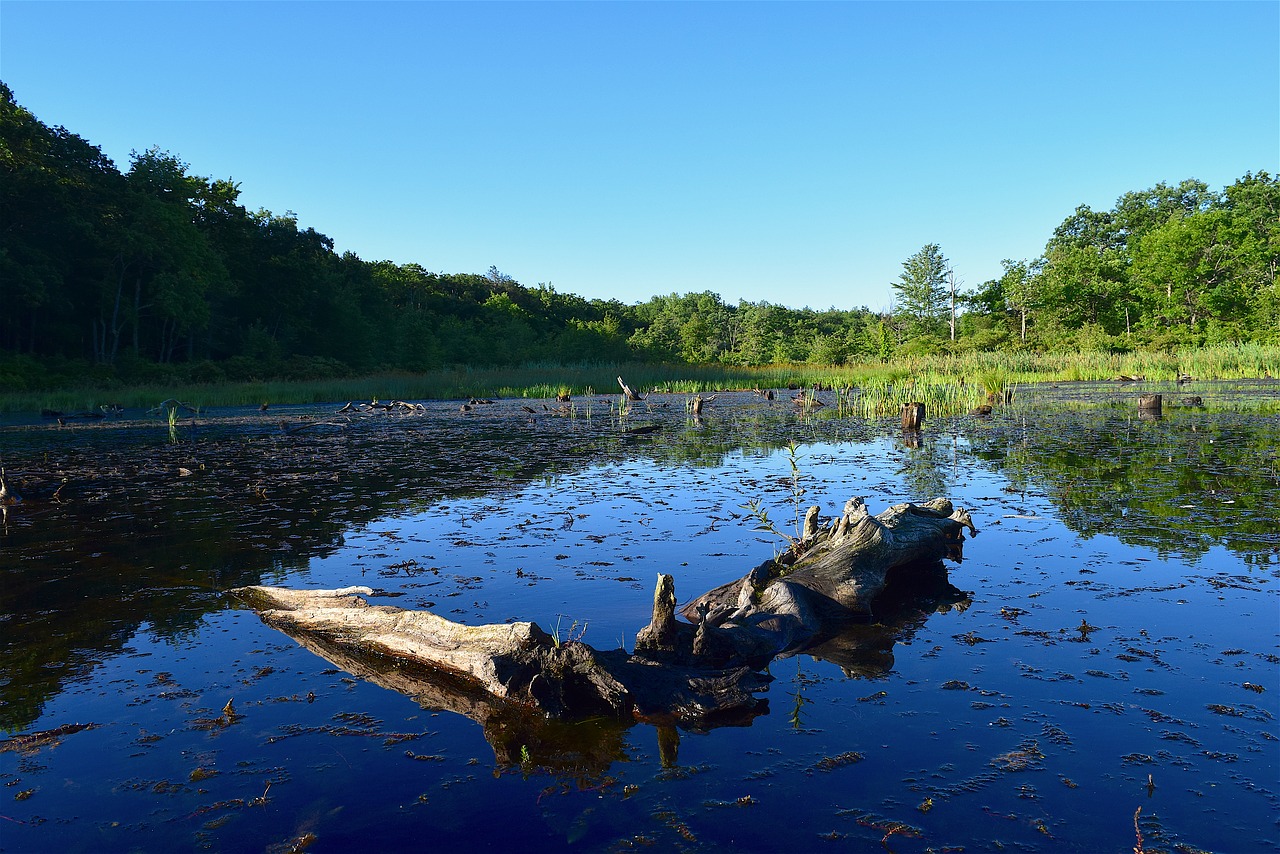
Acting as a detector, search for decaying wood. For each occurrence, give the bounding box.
[689,394,717,416]
[1138,393,1162,412]
[617,376,644,401]
[235,584,766,727]
[0,468,20,505]
[236,497,976,728]
[681,497,976,663]
[901,401,925,431]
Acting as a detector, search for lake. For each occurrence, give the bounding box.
[1,383,1276,852]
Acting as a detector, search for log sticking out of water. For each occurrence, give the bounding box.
[235,584,766,726]
[0,468,20,505]
[235,497,976,724]
[617,376,644,401]
[901,401,926,431]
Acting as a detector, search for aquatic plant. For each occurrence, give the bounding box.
[740,441,808,552]
[975,366,1009,398]
[849,374,983,418]
[550,615,588,649]
[4,344,1278,414]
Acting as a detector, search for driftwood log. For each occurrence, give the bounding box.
[235,497,977,735]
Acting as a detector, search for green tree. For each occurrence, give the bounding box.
[1038,206,1133,341]
[0,82,121,357]
[892,244,949,339]
[1131,210,1235,335]
[999,258,1042,342]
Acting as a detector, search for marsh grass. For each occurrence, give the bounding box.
[2,344,1275,414]
[849,374,984,418]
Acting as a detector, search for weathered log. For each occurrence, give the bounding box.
[235,497,976,727]
[234,583,768,727]
[689,394,717,416]
[617,376,644,401]
[0,468,20,505]
[681,497,976,661]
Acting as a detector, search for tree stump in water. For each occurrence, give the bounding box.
[617,376,644,401]
[235,497,976,726]
[1138,393,1163,418]
[901,401,926,431]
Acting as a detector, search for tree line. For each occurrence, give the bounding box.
[2,82,1276,390]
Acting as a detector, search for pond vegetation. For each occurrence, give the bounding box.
[5,342,1279,419]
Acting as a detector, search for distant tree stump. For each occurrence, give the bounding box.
[1137,393,1163,417]
[901,401,926,431]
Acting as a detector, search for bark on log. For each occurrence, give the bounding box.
[235,497,976,727]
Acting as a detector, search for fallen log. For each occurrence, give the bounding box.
[235,584,767,727]
[235,497,976,730]
[679,497,977,663]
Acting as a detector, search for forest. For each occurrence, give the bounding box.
[2,81,1277,393]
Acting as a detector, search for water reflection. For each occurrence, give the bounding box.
[4,392,1277,733]
[0,397,814,731]
[963,405,1280,561]
[1,386,1277,852]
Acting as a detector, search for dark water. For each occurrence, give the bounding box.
[1,385,1276,852]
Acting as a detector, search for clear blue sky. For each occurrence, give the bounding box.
[3,1,1276,311]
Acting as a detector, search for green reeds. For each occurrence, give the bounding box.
[3,344,1276,414]
[848,374,984,418]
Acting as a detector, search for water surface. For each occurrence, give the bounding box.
[1,385,1276,852]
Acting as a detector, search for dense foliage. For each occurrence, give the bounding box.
[2,82,1277,391]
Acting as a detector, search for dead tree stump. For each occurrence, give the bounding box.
[635,574,678,653]
[901,401,926,431]
[1138,393,1163,418]
[617,376,644,401]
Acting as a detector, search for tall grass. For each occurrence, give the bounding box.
[847,373,984,418]
[2,344,1276,414]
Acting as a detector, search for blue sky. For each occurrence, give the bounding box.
[2,1,1276,311]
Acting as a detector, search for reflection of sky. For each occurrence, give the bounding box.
[306,436,1009,645]
[3,411,1277,852]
